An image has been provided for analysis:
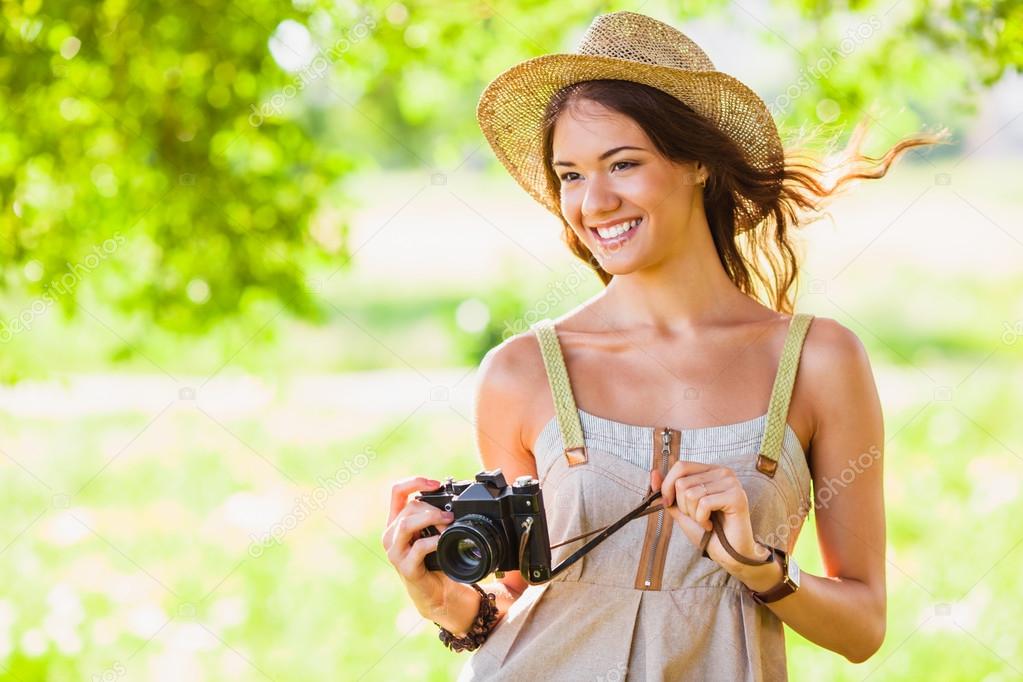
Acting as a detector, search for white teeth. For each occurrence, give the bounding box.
[595,218,641,239]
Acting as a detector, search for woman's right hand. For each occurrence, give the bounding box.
[381,476,460,620]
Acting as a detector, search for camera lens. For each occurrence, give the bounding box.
[456,538,483,563]
[436,515,503,584]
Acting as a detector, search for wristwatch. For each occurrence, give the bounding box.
[750,545,800,605]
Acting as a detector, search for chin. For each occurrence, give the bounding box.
[592,256,646,276]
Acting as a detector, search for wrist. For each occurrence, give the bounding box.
[435,583,500,652]
[426,581,479,636]
[731,544,783,593]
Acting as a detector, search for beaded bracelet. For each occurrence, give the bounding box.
[435,583,499,652]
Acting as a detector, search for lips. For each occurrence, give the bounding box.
[590,216,643,249]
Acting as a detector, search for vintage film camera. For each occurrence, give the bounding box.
[416,469,552,585]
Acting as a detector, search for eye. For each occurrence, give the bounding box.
[559,160,637,184]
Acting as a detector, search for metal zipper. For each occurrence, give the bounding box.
[643,427,673,588]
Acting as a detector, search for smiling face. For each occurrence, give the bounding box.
[551,98,705,276]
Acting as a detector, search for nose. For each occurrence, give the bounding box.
[581,175,621,221]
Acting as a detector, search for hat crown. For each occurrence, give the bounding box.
[576,11,715,72]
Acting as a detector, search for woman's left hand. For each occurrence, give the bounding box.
[650,462,769,573]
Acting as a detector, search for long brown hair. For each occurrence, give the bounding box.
[540,79,948,313]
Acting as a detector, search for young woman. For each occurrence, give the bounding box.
[382,11,942,681]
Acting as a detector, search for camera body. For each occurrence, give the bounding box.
[417,469,552,584]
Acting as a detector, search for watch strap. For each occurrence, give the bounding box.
[751,548,798,604]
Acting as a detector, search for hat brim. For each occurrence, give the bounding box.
[476,53,784,232]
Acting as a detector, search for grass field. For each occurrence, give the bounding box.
[1,157,1021,680]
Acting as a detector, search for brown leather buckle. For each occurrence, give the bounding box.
[564,446,588,466]
[756,453,778,477]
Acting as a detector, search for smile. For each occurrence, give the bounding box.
[590,217,643,248]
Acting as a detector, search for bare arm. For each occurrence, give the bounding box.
[732,318,887,663]
[432,337,539,636]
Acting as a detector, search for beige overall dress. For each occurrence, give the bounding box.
[458,313,815,681]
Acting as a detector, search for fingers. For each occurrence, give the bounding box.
[650,468,663,492]
[677,474,726,518]
[681,482,728,529]
[693,491,737,529]
[382,496,448,550]
[663,466,736,532]
[400,533,442,580]
[659,461,720,507]
[386,505,453,555]
[388,476,441,525]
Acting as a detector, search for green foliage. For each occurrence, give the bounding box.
[1,0,353,332]
[788,0,1023,85]
[2,0,1020,337]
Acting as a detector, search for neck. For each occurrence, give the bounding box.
[591,212,760,334]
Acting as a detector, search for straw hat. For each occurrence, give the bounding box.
[476,10,784,232]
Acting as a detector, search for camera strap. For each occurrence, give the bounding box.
[519,490,776,585]
[520,490,664,584]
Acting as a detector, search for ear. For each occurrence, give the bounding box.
[688,161,707,186]
[687,161,705,187]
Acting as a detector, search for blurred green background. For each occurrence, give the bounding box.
[2,0,1022,680]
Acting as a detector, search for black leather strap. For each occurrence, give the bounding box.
[527,493,775,586]
[528,490,664,584]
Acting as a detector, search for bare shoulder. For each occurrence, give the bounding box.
[798,315,883,450]
[800,316,874,386]
[474,328,550,459]
[476,329,548,416]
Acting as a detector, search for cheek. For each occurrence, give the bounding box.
[628,173,674,207]
[643,181,696,224]
[559,189,584,228]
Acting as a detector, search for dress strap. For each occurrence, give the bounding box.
[756,313,815,477]
[531,319,588,466]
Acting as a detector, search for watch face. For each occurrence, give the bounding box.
[786,558,800,588]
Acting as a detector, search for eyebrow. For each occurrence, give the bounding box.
[552,146,647,167]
